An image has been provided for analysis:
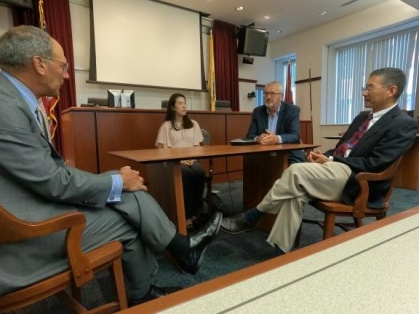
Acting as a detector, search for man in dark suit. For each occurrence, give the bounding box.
[0,26,223,306]
[246,81,305,164]
[222,68,417,256]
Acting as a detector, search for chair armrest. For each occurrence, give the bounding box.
[0,207,93,287]
[352,157,402,218]
[0,208,85,243]
[356,156,402,182]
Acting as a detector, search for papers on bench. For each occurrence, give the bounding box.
[230,138,258,145]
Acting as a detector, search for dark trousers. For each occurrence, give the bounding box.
[181,161,206,218]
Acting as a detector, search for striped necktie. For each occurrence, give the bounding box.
[333,113,373,157]
[35,105,51,141]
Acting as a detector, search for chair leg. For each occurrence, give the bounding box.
[354,218,363,227]
[109,259,128,310]
[376,213,387,221]
[71,285,82,303]
[323,213,336,239]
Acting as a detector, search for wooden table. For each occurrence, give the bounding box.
[118,206,419,314]
[110,144,318,234]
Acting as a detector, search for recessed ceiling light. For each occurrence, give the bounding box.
[277,30,282,33]
[264,16,270,20]
[320,11,327,16]
[236,6,244,11]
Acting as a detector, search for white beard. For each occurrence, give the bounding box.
[265,101,274,109]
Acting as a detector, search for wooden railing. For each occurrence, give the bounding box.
[61,107,313,183]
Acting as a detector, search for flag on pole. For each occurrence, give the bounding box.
[39,0,60,141]
[284,60,294,104]
[41,96,60,139]
[208,30,216,111]
[38,0,46,31]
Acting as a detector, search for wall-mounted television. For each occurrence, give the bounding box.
[237,26,269,57]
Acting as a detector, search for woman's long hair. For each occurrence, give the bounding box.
[164,93,194,130]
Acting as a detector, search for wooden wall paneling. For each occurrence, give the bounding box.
[95,111,164,179]
[61,110,98,173]
[189,112,227,175]
[298,120,313,144]
[393,135,419,190]
[305,120,313,144]
[242,151,288,233]
[225,113,252,175]
[212,173,228,183]
[146,162,179,228]
[61,110,75,167]
[299,121,307,143]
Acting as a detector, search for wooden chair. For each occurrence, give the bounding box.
[0,206,127,314]
[298,156,402,242]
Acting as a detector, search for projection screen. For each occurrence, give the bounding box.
[90,0,205,91]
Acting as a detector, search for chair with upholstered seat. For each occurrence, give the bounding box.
[215,100,232,111]
[0,206,127,313]
[161,100,169,109]
[296,156,402,243]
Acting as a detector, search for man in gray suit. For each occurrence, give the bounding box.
[0,25,222,306]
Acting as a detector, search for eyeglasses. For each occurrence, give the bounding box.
[264,92,283,97]
[361,86,387,93]
[41,56,69,73]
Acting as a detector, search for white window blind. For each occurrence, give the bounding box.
[326,25,419,124]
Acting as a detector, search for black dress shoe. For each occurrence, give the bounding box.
[220,213,256,234]
[193,206,213,230]
[128,285,183,307]
[178,211,223,275]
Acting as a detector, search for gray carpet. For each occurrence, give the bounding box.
[19,182,419,313]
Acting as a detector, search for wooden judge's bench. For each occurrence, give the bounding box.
[60,107,313,183]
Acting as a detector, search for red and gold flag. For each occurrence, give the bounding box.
[284,60,294,104]
[208,30,216,111]
[41,96,60,139]
[38,0,59,140]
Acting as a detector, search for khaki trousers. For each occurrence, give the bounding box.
[257,161,352,252]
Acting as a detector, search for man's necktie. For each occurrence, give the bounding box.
[36,104,51,141]
[333,112,373,157]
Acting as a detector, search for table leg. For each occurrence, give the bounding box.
[147,161,187,235]
[243,151,288,233]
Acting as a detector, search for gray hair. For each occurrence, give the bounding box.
[370,67,406,100]
[0,25,52,71]
[265,81,284,93]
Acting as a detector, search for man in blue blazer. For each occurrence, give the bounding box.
[222,68,417,256]
[246,81,305,164]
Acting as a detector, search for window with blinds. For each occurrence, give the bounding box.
[324,22,419,124]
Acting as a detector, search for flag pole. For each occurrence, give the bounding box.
[284,60,293,104]
[208,29,216,111]
[308,65,313,121]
